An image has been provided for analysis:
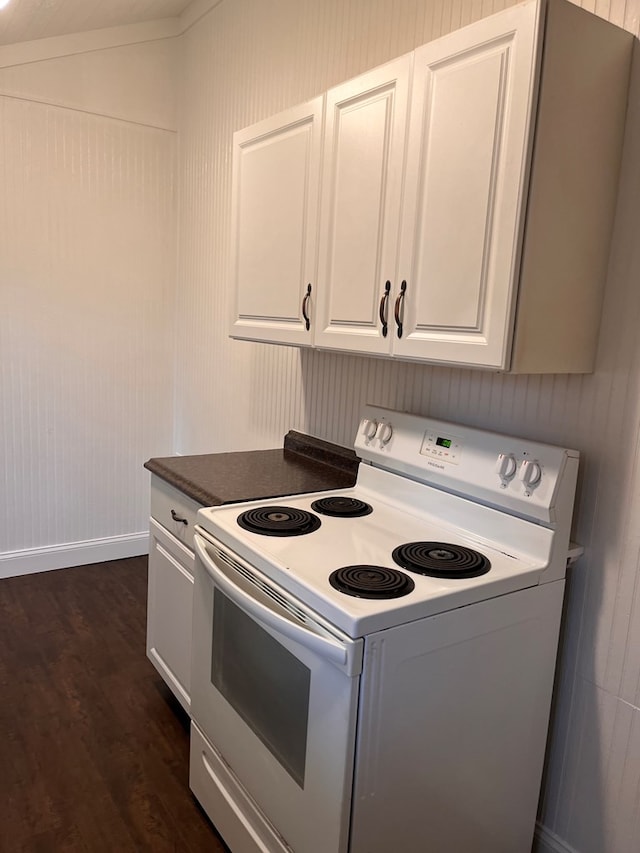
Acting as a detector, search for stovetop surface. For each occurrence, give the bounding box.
[196,470,552,637]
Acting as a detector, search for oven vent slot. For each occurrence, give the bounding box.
[213,547,309,625]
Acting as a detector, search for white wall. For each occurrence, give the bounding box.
[175,1,640,851]
[0,27,177,575]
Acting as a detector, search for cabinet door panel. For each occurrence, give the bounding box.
[395,2,540,368]
[414,49,505,329]
[230,98,323,346]
[147,519,194,713]
[315,57,410,354]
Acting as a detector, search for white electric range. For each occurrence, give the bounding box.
[189,405,580,853]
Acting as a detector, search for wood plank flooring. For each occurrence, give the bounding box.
[0,557,227,853]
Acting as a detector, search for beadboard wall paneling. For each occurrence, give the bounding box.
[176,1,640,850]
[0,36,178,130]
[0,0,189,47]
[0,40,176,563]
[0,19,180,72]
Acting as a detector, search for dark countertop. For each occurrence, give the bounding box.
[144,430,360,507]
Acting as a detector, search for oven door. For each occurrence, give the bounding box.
[191,529,364,853]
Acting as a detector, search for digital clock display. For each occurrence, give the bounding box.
[436,437,452,449]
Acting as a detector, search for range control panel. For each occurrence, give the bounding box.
[354,405,579,524]
[420,430,462,465]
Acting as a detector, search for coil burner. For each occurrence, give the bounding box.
[310,497,373,518]
[329,565,415,599]
[392,542,491,578]
[237,506,321,537]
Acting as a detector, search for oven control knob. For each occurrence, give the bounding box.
[495,453,517,481]
[363,418,378,440]
[519,459,542,493]
[378,422,393,445]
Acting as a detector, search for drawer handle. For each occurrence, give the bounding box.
[394,280,407,338]
[171,509,188,525]
[301,282,312,331]
[379,280,391,338]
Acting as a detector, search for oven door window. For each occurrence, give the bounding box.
[211,590,310,788]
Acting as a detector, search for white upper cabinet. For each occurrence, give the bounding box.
[314,57,410,355]
[230,97,323,346]
[394,3,538,368]
[229,0,632,373]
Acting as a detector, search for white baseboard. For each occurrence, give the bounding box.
[534,822,580,853]
[0,532,149,579]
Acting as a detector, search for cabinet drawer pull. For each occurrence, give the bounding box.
[379,281,391,338]
[302,283,312,331]
[394,280,407,338]
[171,509,188,525]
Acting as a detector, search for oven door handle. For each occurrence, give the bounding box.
[195,536,361,675]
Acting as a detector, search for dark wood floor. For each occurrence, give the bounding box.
[0,557,227,853]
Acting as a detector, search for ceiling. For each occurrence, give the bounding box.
[0,0,194,47]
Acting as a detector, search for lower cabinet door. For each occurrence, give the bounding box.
[147,517,194,713]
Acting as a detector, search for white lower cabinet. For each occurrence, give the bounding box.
[230,0,632,373]
[147,478,201,714]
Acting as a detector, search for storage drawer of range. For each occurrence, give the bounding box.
[150,476,202,551]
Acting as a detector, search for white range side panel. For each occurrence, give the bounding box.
[350,581,565,853]
[176,2,640,851]
[0,28,176,573]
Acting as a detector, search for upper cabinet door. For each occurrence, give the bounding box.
[314,57,410,355]
[393,2,540,369]
[230,97,323,347]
